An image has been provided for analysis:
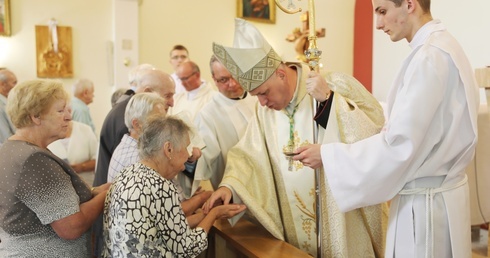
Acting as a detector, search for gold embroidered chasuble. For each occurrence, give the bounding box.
[221,63,387,257]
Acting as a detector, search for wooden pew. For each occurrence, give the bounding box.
[208,218,311,258]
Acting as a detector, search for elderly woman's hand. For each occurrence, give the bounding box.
[91,182,111,196]
[306,71,332,102]
[211,204,247,220]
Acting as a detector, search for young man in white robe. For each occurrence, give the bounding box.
[203,18,388,257]
[193,56,257,191]
[295,0,479,257]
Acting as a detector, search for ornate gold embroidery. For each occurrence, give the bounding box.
[294,189,315,246]
[282,131,311,171]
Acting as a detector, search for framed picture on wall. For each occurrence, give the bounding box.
[237,0,276,24]
[0,0,11,36]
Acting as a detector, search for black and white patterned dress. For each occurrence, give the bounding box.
[103,162,207,257]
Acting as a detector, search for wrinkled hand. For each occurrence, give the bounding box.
[92,182,111,196]
[193,186,204,196]
[202,187,232,214]
[211,204,247,220]
[188,147,202,163]
[194,190,213,206]
[292,144,323,169]
[306,71,331,102]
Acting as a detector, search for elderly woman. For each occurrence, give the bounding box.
[103,116,246,257]
[107,92,211,221]
[107,92,168,182]
[0,79,109,257]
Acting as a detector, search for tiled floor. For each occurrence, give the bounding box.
[472,228,488,258]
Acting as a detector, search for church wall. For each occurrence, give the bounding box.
[0,0,113,135]
[2,1,487,133]
[372,0,490,102]
[1,0,355,134]
[138,0,356,84]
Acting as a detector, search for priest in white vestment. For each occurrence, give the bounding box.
[193,55,256,191]
[296,1,479,257]
[168,61,217,121]
[204,18,388,257]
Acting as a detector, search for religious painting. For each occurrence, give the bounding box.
[0,0,11,36]
[237,0,276,24]
[35,25,73,78]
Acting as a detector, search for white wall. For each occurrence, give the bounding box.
[372,0,490,102]
[3,1,486,132]
[138,0,356,83]
[0,0,113,135]
[0,0,356,133]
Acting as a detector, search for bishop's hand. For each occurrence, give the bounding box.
[293,144,323,169]
[306,71,331,102]
[202,186,232,214]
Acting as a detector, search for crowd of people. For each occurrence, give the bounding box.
[0,0,481,257]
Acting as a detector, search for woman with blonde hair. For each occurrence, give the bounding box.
[0,79,109,257]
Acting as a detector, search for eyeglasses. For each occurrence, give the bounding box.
[179,71,197,82]
[215,76,233,84]
[171,55,188,60]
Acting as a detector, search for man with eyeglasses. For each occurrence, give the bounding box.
[169,61,216,122]
[203,19,386,257]
[191,55,257,193]
[169,44,190,95]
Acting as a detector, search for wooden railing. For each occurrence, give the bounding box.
[207,218,311,258]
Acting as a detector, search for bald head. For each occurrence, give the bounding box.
[72,78,95,104]
[176,61,202,91]
[134,69,175,111]
[128,63,155,87]
[0,69,18,97]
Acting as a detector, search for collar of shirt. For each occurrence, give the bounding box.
[187,82,206,100]
[0,94,7,106]
[285,63,302,114]
[410,19,445,50]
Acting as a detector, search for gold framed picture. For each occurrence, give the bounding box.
[237,0,276,24]
[0,0,11,36]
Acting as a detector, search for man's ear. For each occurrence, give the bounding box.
[276,68,286,80]
[406,0,414,11]
[131,119,140,131]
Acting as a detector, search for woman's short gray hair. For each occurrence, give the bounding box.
[138,116,191,160]
[124,92,167,132]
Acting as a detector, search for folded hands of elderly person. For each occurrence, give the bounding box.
[292,144,323,169]
[306,71,332,102]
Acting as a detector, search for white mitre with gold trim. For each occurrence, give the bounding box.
[213,18,282,92]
